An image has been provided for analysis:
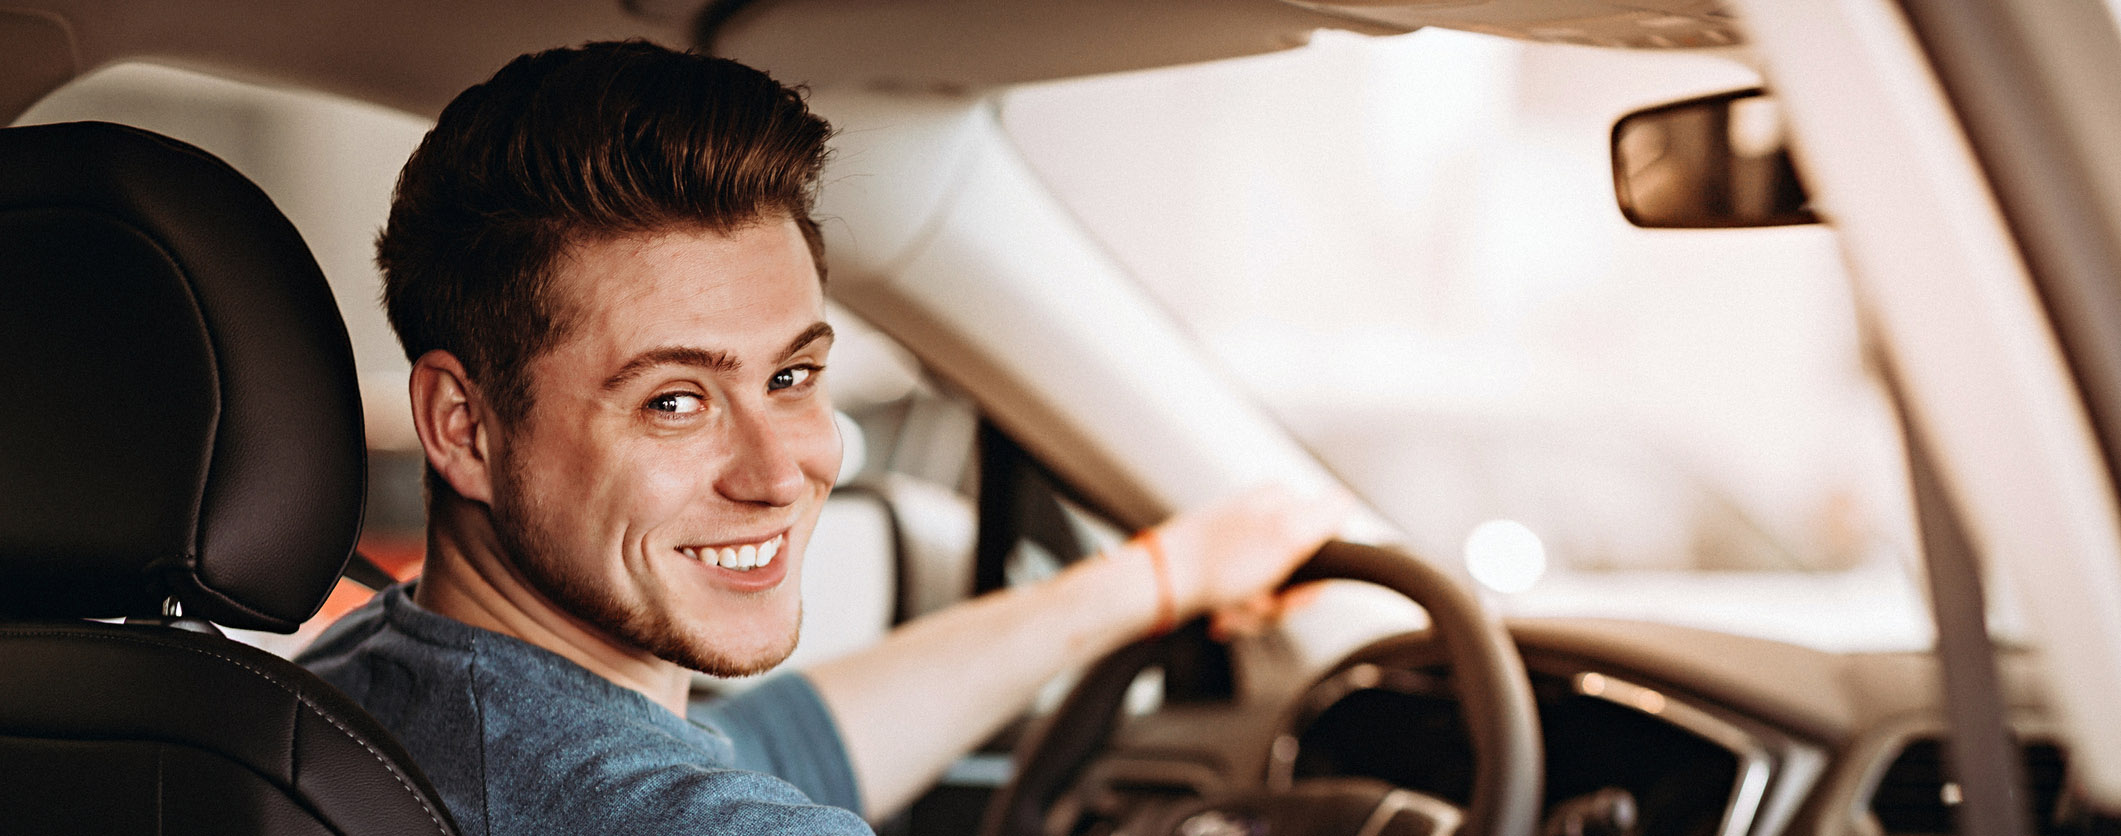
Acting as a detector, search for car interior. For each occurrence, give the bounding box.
[8,2,2121,836]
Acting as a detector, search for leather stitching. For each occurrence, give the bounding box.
[156,743,166,836]
[4,628,450,834]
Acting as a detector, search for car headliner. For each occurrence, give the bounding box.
[0,0,1735,123]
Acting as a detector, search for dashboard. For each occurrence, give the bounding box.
[1054,617,2097,836]
[1271,638,1805,836]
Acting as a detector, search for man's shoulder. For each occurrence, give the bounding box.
[294,585,870,835]
[387,637,871,836]
[296,583,475,701]
[292,582,690,756]
[479,713,870,835]
[294,583,495,828]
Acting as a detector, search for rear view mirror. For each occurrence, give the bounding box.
[1611,88,1817,228]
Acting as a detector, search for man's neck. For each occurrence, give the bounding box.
[413,501,695,714]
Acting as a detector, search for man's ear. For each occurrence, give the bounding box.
[409,349,498,506]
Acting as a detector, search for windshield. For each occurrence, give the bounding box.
[999,29,1928,651]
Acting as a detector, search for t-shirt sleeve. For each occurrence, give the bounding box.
[694,673,864,816]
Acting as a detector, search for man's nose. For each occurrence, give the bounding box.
[714,408,808,507]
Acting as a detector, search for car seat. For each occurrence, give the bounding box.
[0,121,460,835]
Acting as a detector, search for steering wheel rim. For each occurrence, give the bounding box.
[979,540,1544,836]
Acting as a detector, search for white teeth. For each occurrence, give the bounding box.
[688,535,786,572]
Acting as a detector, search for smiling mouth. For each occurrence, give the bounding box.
[678,534,785,572]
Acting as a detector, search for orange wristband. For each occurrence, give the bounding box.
[1133,528,1176,636]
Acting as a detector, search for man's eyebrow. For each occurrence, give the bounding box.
[778,322,835,363]
[597,322,834,392]
[600,346,738,392]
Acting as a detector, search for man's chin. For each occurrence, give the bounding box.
[664,632,800,678]
[498,531,803,678]
[636,617,801,678]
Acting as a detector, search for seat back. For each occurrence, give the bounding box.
[0,121,459,835]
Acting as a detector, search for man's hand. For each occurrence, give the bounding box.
[1145,483,1355,638]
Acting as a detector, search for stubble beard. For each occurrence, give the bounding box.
[488,452,802,678]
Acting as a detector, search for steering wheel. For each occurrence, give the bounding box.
[980,541,1544,836]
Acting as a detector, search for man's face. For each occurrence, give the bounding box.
[488,218,839,677]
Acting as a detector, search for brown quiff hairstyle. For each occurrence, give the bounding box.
[378,40,832,428]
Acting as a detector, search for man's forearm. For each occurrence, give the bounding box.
[808,485,1351,820]
[807,549,1161,820]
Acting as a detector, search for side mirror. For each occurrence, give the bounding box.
[1611,88,1817,228]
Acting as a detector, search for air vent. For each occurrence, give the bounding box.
[1869,737,2068,835]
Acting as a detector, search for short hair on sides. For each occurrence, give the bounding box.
[378,39,833,428]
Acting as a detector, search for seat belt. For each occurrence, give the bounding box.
[1902,404,2031,836]
[341,550,399,592]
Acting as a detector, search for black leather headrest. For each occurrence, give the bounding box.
[0,121,366,632]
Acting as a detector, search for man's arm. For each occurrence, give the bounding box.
[806,484,1350,818]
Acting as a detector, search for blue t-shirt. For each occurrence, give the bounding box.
[297,583,872,836]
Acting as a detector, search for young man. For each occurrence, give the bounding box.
[298,40,1347,836]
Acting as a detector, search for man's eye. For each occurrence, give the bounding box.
[769,365,821,392]
[646,392,707,414]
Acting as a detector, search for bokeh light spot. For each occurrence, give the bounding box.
[1464,519,1548,594]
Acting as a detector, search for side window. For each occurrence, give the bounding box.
[972,422,1118,594]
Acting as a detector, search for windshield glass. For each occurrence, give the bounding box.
[1000,29,1928,651]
